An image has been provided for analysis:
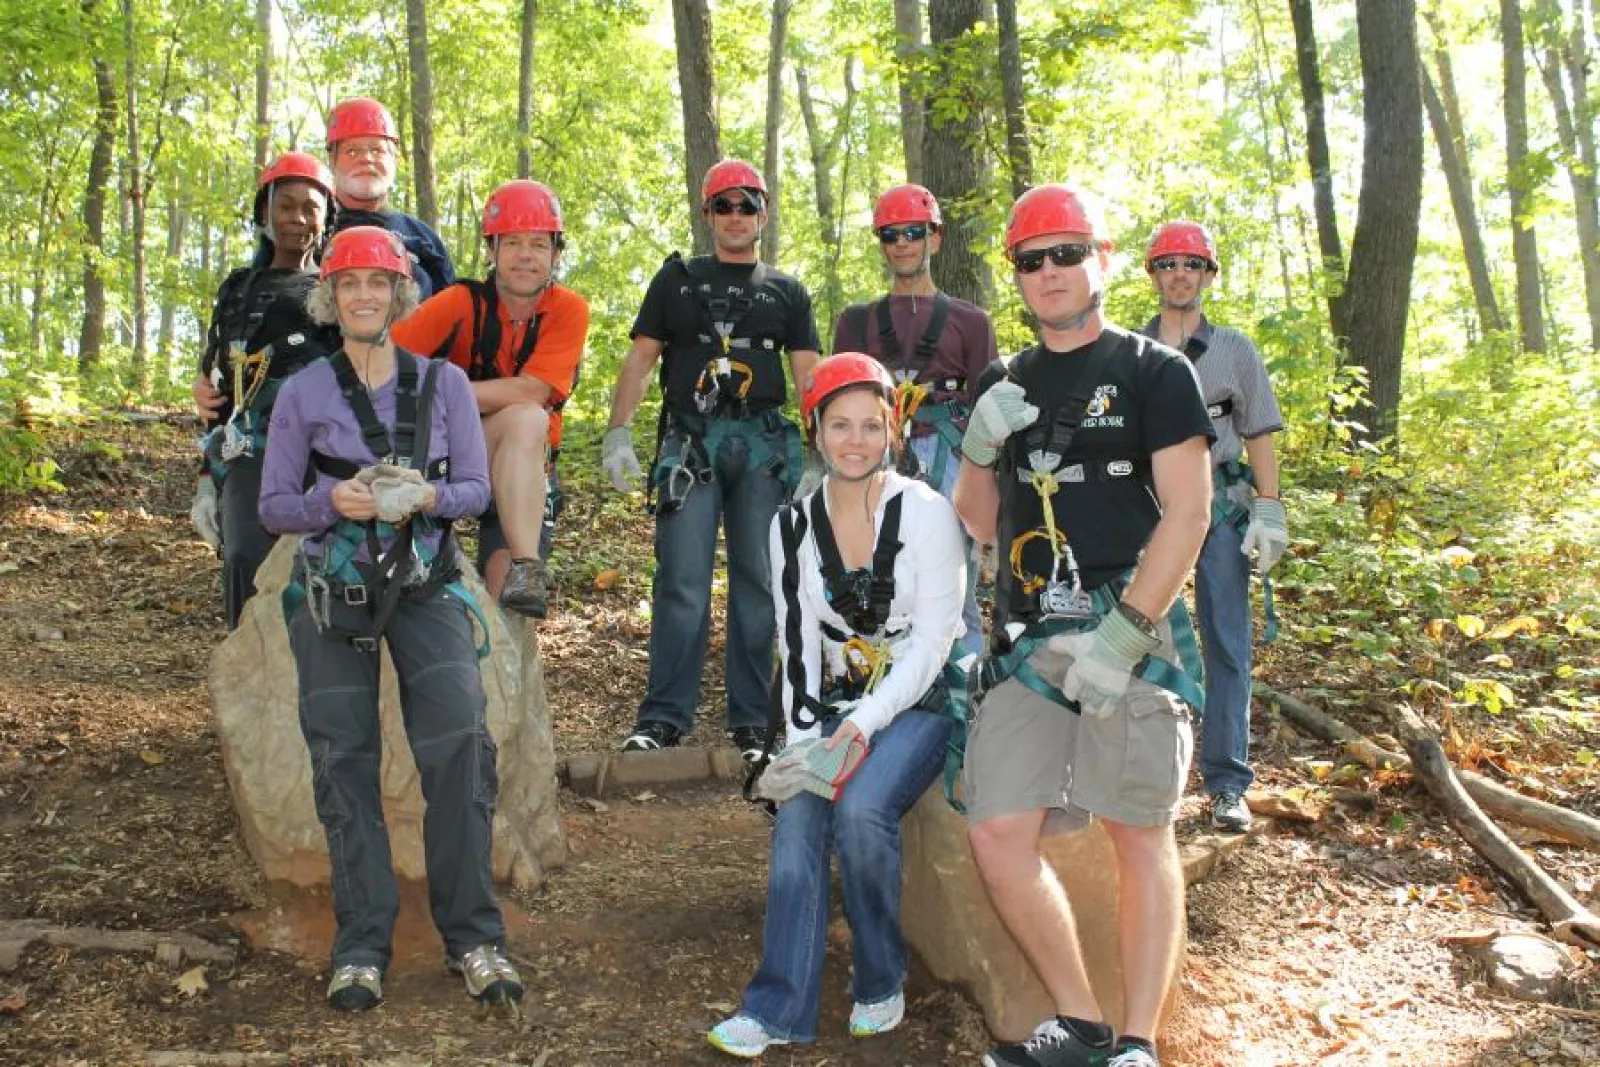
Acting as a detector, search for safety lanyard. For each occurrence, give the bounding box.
[681,255,770,416]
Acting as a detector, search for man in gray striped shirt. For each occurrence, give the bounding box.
[1140,220,1288,833]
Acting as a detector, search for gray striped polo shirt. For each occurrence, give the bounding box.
[1140,314,1283,467]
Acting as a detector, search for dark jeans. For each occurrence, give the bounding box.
[219,456,277,629]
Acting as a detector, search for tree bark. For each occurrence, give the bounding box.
[760,0,791,265]
[923,0,991,307]
[1502,0,1547,353]
[1421,64,1505,336]
[893,0,926,185]
[404,0,439,228]
[254,0,271,169]
[996,0,1031,199]
[1246,0,1298,308]
[516,0,536,178]
[1341,0,1422,443]
[123,0,150,392]
[77,5,117,374]
[1289,0,1348,344]
[671,0,723,256]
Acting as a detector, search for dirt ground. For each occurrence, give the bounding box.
[0,421,1595,1066]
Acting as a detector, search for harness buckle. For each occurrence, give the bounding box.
[219,421,255,463]
[341,584,369,606]
[306,569,332,632]
[349,636,379,653]
[1040,580,1096,620]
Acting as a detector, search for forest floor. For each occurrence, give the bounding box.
[0,418,1596,1066]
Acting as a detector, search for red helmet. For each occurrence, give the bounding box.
[800,352,895,427]
[324,97,399,148]
[252,151,334,223]
[320,226,412,279]
[483,179,564,238]
[873,184,941,230]
[701,159,767,203]
[1005,184,1111,259]
[1145,220,1218,271]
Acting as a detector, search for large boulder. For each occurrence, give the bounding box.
[900,791,1184,1042]
[209,539,567,890]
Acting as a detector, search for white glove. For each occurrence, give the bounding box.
[793,451,825,501]
[960,380,1039,466]
[190,475,221,550]
[1048,607,1161,720]
[1240,497,1288,574]
[601,426,642,493]
[369,478,431,524]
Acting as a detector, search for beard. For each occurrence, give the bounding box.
[337,172,394,203]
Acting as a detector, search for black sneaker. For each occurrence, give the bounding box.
[1210,791,1252,833]
[984,1018,1112,1067]
[728,725,769,764]
[621,720,684,752]
[500,557,549,619]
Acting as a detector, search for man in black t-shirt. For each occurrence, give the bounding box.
[951,185,1213,1067]
[601,159,820,760]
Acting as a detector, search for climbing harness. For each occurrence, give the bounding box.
[845,294,967,487]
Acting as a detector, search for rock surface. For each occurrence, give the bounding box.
[209,540,566,890]
[1477,932,1572,1002]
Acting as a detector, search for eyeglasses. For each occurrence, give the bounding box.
[1151,255,1212,273]
[709,196,761,216]
[1013,243,1096,274]
[878,223,930,244]
[339,142,393,162]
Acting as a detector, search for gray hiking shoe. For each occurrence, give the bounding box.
[500,557,549,619]
[983,1018,1112,1067]
[326,963,382,1012]
[447,943,523,1005]
[1210,791,1252,833]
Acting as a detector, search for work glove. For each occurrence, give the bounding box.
[356,465,430,524]
[1048,607,1161,720]
[189,475,221,551]
[754,728,869,804]
[1240,496,1289,574]
[755,738,821,804]
[960,380,1039,466]
[601,426,642,493]
[793,450,825,501]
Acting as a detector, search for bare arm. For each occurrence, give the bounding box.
[1243,432,1280,499]
[952,459,1001,546]
[1120,436,1212,620]
[607,335,664,429]
[788,349,820,393]
[472,375,553,415]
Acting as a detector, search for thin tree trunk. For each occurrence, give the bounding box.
[1342,0,1423,443]
[1502,0,1547,352]
[795,59,858,330]
[760,0,791,265]
[1289,0,1348,343]
[672,0,723,256]
[996,0,1031,199]
[124,0,147,391]
[516,0,536,178]
[893,0,925,185]
[923,0,991,307]
[254,0,271,169]
[30,138,59,360]
[78,6,117,374]
[1421,65,1504,336]
[404,0,439,227]
[156,185,186,393]
[1246,0,1296,308]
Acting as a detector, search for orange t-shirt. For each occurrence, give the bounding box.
[391,281,589,449]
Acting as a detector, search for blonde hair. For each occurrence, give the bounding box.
[305,274,420,328]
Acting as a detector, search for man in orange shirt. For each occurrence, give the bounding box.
[392,179,589,618]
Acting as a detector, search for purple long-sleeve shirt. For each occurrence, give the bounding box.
[259,350,489,557]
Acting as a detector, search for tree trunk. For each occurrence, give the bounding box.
[254,0,271,169]
[671,0,723,256]
[923,0,991,307]
[124,0,150,392]
[760,0,791,265]
[404,0,439,228]
[1421,65,1504,336]
[516,0,536,178]
[1342,0,1422,443]
[1246,0,1298,308]
[795,60,858,331]
[1289,0,1348,344]
[78,8,117,374]
[1502,0,1547,353]
[996,0,1031,199]
[156,183,186,393]
[30,137,59,361]
[893,0,925,185]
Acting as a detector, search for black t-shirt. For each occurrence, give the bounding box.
[631,255,819,416]
[976,325,1214,610]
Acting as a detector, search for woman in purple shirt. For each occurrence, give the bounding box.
[259,226,520,1014]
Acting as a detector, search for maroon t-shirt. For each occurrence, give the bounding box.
[830,293,999,409]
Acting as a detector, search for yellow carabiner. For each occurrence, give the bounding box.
[1009,526,1067,594]
[842,635,891,694]
[894,379,929,428]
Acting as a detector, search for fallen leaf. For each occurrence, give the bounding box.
[1455,615,1486,639]
[1439,545,1475,568]
[0,990,25,1014]
[138,749,166,766]
[1424,618,1449,640]
[632,791,657,802]
[0,562,18,576]
[175,966,208,997]
[593,568,621,591]
[1484,615,1540,641]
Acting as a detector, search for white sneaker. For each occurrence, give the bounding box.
[849,991,905,1036]
[707,1014,789,1059]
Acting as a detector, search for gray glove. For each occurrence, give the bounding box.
[755,739,822,804]
[1048,607,1161,720]
[601,426,642,493]
[189,475,221,550]
[356,465,429,524]
[960,380,1040,466]
[1241,497,1288,574]
[754,732,868,803]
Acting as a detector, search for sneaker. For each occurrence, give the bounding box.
[1108,1046,1159,1067]
[499,557,549,619]
[622,720,684,752]
[326,964,382,1012]
[983,1018,1112,1067]
[447,943,523,1005]
[729,725,769,764]
[849,991,905,1037]
[707,1014,789,1058]
[1210,791,1252,833]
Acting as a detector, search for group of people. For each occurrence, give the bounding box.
[189,94,1291,1067]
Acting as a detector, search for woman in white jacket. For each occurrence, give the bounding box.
[709,352,967,1058]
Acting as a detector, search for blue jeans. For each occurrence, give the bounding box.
[219,454,277,630]
[909,434,983,657]
[637,418,789,734]
[1193,517,1255,796]
[739,709,952,1042]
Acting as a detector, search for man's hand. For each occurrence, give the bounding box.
[601,426,643,493]
[192,377,225,419]
[1049,608,1161,720]
[960,380,1039,466]
[331,479,379,522]
[189,475,221,549]
[1240,496,1288,574]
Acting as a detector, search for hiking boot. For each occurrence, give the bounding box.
[500,557,549,619]
[1210,791,1252,833]
[447,944,523,1005]
[849,991,905,1037]
[707,1014,789,1059]
[326,964,382,1012]
[621,720,684,752]
[983,1018,1113,1067]
[1108,1045,1160,1067]
[729,725,769,764]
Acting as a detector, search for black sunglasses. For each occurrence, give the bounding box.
[710,196,761,216]
[1151,255,1212,273]
[1013,242,1096,274]
[878,223,930,244]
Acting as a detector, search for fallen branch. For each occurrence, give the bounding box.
[0,919,235,973]
[1258,684,1600,852]
[1388,701,1600,949]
